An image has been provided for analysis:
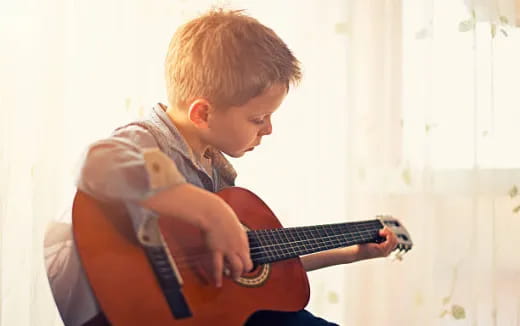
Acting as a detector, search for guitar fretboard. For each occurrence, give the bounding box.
[247,220,384,265]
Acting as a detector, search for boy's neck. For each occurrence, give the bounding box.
[164,106,210,164]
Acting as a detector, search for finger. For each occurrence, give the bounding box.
[379,227,391,237]
[380,228,395,243]
[384,231,398,254]
[239,251,254,273]
[244,257,254,273]
[377,228,395,255]
[212,252,224,287]
[225,254,243,280]
[237,232,253,272]
[378,228,388,243]
[387,229,398,249]
[390,231,398,248]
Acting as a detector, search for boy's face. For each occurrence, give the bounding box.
[205,83,287,158]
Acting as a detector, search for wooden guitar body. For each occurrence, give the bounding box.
[73,187,310,326]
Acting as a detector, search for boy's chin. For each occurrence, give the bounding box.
[223,149,251,158]
[226,152,246,158]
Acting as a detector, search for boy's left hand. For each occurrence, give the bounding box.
[355,227,398,260]
[301,227,401,271]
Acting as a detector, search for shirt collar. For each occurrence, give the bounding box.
[151,103,237,183]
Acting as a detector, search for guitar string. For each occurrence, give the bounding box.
[162,220,382,259]
[183,225,381,258]
[172,224,384,262]
[158,227,387,267]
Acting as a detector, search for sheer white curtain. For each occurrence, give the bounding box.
[0,1,195,325]
[2,0,520,325]
[342,0,520,325]
[0,0,350,325]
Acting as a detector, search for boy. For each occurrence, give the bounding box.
[45,8,397,326]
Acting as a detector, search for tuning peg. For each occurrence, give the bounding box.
[392,250,404,262]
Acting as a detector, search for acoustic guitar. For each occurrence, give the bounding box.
[73,187,413,326]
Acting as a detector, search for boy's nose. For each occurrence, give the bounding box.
[260,120,272,136]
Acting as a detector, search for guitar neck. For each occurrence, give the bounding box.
[247,220,385,265]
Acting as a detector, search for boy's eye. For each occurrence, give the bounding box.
[251,114,271,125]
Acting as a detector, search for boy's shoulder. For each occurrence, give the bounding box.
[109,104,176,154]
[110,123,159,150]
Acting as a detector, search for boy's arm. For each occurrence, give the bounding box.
[301,227,398,271]
[77,126,252,285]
[77,125,176,202]
[140,183,253,286]
[300,246,363,272]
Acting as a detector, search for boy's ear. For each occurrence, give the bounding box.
[187,99,212,128]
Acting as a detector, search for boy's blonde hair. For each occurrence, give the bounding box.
[165,8,302,110]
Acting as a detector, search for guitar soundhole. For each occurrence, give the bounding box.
[242,264,262,277]
[234,263,271,288]
[248,263,260,274]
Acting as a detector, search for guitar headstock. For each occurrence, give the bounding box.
[377,215,413,260]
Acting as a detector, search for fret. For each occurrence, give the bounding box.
[356,223,372,242]
[275,228,300,258]
[248,230,262,261]
[308,226,324,251]
[318,225,338,250]
[305,227,319,251]
[285,229,300,257]
[284,228,298,243]
[325,224,340,248]
[278,230,291,260]
[292,228,309,255]
[309,227,321,249]
[351,223,363,245]
[322,225,345,249]
[256,230,274,264]
[265,229,279,261]
[343,224,363,246]
[279,229,297,258]
[277,229,297,260]
[358,221,383,243]
[317,225,329,238]
[264,230,279,261]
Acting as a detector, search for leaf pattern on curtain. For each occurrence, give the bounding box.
[343,0,520,325]
[2,0,520,325]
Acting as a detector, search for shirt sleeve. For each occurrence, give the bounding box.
[77,125,186,202]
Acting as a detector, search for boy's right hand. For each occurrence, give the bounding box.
[140,183,253,287]
[201,194,253,286]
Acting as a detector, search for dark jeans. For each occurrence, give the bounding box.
[84,309,339,326]
[245,310,339,326]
